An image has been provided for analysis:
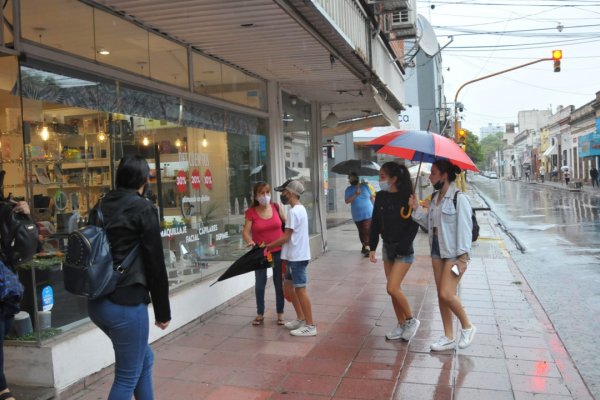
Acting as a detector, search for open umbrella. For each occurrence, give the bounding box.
[331,159,381,176]
[210,246,270,286]
[372,130,479,173]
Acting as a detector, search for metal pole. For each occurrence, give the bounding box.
[453,57,552,142]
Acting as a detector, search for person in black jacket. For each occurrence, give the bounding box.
[0,201,30,400]
[88,155,171,400]
[369,162,420,342]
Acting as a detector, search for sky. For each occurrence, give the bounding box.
[414,0,600,136]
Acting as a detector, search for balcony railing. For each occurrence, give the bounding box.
[312,0,370,62]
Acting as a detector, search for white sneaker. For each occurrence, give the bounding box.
[400,318,420,341]
[284,319,305,330]
[458,325,477,349]
[290,324,317,337]
[430,336,456,351]
[385,322,405,340]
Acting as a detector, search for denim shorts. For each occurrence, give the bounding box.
[285,260,309,288]
[431,234,459,262]
[382,242,415,264]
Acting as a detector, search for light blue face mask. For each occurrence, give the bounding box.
[379,180,390,191]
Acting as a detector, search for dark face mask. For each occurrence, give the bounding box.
[433,180,444,190]
[349,179,358,185]
[280,194,290,205]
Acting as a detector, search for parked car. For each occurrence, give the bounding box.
[488,172,498,179]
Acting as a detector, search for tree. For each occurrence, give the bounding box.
[478,132,505,170]
[462,129,481,165]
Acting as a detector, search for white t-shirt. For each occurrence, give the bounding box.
[281,204,310,262]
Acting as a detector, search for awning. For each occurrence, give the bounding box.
[542,143,557,157]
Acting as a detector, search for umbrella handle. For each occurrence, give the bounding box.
[400,206,412,219]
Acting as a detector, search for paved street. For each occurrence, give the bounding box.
[60,188,593,400]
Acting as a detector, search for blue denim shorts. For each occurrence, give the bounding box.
[285,260,309,288]
[382,242,415,264]
[431,234,459,262]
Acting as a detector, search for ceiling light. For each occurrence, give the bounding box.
[290,95,298,105]
[97,48,110,55]
[325,112,339,128]
[202,133,208,148]
[97,131,107,143]
[175,138,182,148]
[40,125,50,141]
[142,136,150,146]
[282,112,294,122]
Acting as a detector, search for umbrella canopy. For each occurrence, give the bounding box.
[408,163,432,178]
[365,130,405,150]
[331,159,381,176]
[561,165,570,172]
[210,246,269,286]
[374,130,479,172]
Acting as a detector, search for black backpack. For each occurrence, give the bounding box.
[63,197,139,300]
[0,202,39,267]
[431,190,479,242]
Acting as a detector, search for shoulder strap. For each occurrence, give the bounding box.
[453,190,459,209]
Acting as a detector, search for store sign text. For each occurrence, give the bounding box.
[161,226,187,238]
[179,152,209,167]
[198,224,219,235]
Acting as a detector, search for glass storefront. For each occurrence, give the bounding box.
[281,92,317,233]
[1,59,269,340]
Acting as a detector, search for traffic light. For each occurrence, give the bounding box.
[458,128,466,144]
[552,49,562,72]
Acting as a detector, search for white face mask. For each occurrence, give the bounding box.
[379,180,390,191]
[257,194,271,206]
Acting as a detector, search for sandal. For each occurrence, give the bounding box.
[277,317,285,325]
[252,316,264,326]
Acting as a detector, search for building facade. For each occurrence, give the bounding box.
[1,0,411,392]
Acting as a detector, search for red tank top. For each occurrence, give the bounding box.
[244,204,284,252]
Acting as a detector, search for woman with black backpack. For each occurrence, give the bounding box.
[409,159,476,352]
[87,155,171,399]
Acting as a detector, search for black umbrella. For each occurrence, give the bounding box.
[210,245,270,286]
[331,159,381,176]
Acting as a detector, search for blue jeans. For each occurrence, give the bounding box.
[0,316,12,391]
[88,298,154,400]
[255,251,284,315]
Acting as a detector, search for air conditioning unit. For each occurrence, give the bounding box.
[366,0,410,11]
[388,1,417,38]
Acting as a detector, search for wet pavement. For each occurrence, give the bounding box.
[61,188,593,400]
[472,175,600,399]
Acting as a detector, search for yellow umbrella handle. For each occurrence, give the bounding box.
[400,206,412,219]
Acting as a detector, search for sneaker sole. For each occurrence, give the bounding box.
[385,334,403,341]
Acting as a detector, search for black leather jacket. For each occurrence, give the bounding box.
[89,188,171,323]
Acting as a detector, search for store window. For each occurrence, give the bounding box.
[6,61,268,341]
[281,92,316,233]
[20,0,266,109]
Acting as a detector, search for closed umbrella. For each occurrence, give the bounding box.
[331,159,381,176]
[210,246,270,286]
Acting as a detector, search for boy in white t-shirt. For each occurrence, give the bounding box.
[266,179,315,336]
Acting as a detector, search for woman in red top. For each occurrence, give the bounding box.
[243,182,286,325]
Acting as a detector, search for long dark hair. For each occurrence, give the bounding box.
[251,181,271,208]
[116,155,149,189]
[381,161,412,198]
[433,159,462,183]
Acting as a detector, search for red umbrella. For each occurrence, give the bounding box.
[371,130,479,172]
[365,130,406,150]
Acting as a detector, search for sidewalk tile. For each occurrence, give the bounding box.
[241,353,301,373]
[335,377,396,399]
[510,374,572,396]
[506,359,561,378]
[345,361,398,380]
[454,388,514,400]
[281,372,340,396]
[398,366,452,386]
[203,385,272,400]
[154,378,214,400]
[293,357,351,376]
[392,382,452,399]
[456,370,512,391]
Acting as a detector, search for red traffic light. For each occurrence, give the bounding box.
[552,49,562,61]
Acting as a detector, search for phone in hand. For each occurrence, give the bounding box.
[451,264,460,276]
